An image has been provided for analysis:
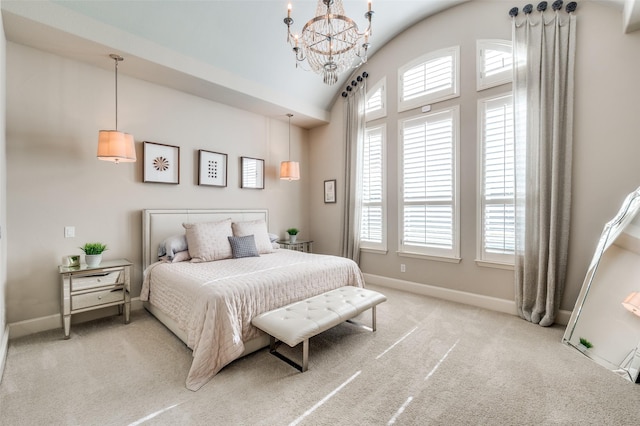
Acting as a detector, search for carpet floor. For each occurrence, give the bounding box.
[1,285,639,425]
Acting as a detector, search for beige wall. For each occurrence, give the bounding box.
[5,43,310,325]
[1,3,9,371]
[310,1,640,312]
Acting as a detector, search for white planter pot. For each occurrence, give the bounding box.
[289,234,297,243]
[85,254,102,268]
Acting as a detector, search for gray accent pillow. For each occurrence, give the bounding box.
[228,235,260,259]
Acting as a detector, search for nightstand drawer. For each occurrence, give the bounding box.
[72,287,125,310]
[71,270,123,292]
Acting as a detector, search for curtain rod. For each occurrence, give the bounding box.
[509,1,577,17]
[341,71,369,98]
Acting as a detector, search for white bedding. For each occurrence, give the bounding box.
[141,249,365,390]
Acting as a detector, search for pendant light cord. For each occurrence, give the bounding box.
[109,54,124,131]
[287,113,293,160]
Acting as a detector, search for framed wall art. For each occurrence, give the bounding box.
[143,141,180,184]
[198,150,227,187]
[324,179,336,203]
[241,156,265,189]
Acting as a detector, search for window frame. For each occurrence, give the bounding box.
[398,106,460,262]
[360,124,387,253]
[476,93,515,269]
[365,77,387,122]
[476,39,512,91]
[398,46,460,113]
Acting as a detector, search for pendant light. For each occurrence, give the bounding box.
[97,54,136,163]
[280,113,300,180]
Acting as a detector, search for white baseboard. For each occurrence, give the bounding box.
[0,325,9,383]
[364,273,571,326]
[8,298,144,340]
[7,280,573,340]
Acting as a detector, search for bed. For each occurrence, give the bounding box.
[141,209,365,391]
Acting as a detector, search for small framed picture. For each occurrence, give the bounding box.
[324,179,336,203]
[241,156,265,189]
[143,141,180,184]
[198,150,227,187]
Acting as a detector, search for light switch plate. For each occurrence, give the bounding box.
[64,226,75,238]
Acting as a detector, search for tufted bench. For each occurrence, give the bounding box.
[251,286,387,372]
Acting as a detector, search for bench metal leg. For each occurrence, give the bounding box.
[269,335,309,373]
[346,306,378,332]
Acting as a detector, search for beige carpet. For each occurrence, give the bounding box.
[2,285,640,425]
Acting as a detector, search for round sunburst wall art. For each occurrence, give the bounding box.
[153,156,169,171]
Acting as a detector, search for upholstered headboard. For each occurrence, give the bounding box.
[142,209,269,270]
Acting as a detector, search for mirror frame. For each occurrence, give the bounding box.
[240,156,265,189]
[563,186,640,382]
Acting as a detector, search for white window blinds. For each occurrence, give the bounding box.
[399,47,459,112]
[400,108,459,259]
[366,78,386,121]
[477,40,512,91]
[479,94,515,263]
[366,88,383,113]
[361,125,386,250]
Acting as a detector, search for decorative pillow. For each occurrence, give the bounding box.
[158,234,188,260]
[232,219,274,254]
[159,250,191,263]
[228,235,260,259]
[171,250,191,263]
[183,219,233,262]
[268,233,279,243]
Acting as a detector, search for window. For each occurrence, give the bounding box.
[365,77,386,121]
[478,94,515,265]
[399,107,460,260]
[360,124,386,251]
[477,40,512,91]
[398,46,460,112]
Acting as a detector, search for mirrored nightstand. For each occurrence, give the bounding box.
[277,240,313,253]
[59,259,132,339]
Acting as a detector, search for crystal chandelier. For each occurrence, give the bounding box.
[284,0,374,85]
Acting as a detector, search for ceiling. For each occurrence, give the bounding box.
[1,0,637,129]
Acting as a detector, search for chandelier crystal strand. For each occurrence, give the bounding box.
[285,0,373,85]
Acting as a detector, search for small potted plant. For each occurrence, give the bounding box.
[80,242,108,268]
[578,337,593,353]
[286,228,300,243]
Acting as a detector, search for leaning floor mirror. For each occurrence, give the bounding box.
[563,186,640,383]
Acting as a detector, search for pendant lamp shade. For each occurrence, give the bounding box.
[97,131,136,163]
[280,113,300,180]
[97,54,136,164]
[280,160,300,181]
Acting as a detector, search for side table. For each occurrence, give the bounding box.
[59,258,132,339]
[277,240,313,253]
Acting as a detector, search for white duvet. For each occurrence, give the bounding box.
[141,250,365,390]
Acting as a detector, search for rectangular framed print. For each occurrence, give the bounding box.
[324,179,336,203]
[241,156,265,189]
[143,141,180,184]
[198,150,227,187]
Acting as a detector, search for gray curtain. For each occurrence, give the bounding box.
[341,78,366,263]
[512,4,577,326]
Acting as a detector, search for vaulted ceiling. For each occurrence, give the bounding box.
[2,0,637,128]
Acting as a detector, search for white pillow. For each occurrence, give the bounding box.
[183,219,233,262]
[158,234,188,260]
[232,219,274,254]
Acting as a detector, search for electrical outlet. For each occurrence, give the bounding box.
[64,226,75,238]
[400,264,406,273]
